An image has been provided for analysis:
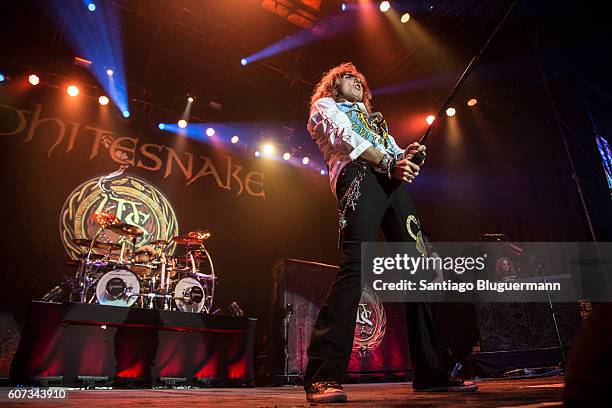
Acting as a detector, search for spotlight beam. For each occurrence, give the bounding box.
[41,1,129,116]
[243,12,353,64]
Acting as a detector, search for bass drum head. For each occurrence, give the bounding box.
[173,277,205,313]
[96,268,140,307]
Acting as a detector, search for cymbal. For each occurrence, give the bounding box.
[172,235,204,246]
[186,229,211,241]
[73,238,93,247]
[94,241,122,251]
[72,238,121,251]
[107,223,145,237]
[93,211,120,227]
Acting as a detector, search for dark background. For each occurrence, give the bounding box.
[1,0,611,374]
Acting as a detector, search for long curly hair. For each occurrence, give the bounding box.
[310,62,372,112]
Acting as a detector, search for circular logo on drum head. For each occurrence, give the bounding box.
[185,286,204,304]
[106,277,127,298]
[60,168,179,259]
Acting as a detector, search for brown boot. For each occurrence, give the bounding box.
[306,380,348,403]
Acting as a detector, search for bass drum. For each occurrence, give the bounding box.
[96,268,140,307]
[173,277,205,313]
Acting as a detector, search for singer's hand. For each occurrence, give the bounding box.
[393,158,420,183]
[405,142,426,165]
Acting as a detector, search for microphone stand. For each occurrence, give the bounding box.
[504,242,566,366]
[411,0,520,164]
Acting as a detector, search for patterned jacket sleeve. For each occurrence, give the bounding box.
[308,97,373,160]
[386,134,405,160]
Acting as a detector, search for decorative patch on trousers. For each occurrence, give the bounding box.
[337,165,366,249]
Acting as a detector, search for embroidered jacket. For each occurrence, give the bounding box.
[307,97,404,196]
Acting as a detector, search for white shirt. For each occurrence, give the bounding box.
[307,97,404,197]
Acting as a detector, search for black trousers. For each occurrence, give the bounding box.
[304,160,448,389]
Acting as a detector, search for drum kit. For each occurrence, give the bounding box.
[47,212,215,313]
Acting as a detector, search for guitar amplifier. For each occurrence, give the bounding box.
[267,259,412,383]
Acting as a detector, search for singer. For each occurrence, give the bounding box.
[303,62,477,403]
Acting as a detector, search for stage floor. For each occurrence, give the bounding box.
[1,376,564,407]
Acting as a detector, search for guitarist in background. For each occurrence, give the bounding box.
[304,62,477,403]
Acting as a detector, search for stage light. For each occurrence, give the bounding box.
[262,144,275,155]
[74,56,92,67]
[28,74,40,86]
[231,135,239,144]
[158,123,165,130]
[0,73,5,82]
[187,97,194,102]
[401,13,411,23]
[341,3,346,11]
[240,58,248,66]
[122,110,130,118]
[426,115,435,125]
[98,95,109,105]
[302,157,309,165]
[380,1,391,12]
[320,169,326,175]
[88,3,96,12]
[205,127,215,137]
[467,98,478,107]
[255,150,261,157]
[283,152,291,160]
[46,1,130,120]
[178,119,187,128]
[446,107,456,117]
[67,85,80,97]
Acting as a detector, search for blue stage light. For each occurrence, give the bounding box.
[243,13,352,64]
[240,58,248,66]
[122,110,130,118]
[158,123,165,130]
[0,73,4,82]
[42,1,129,118]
